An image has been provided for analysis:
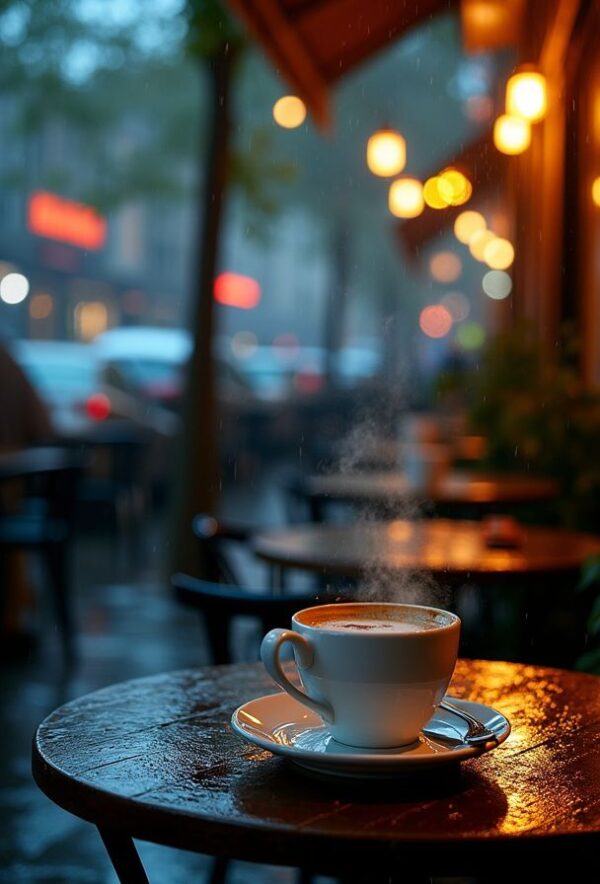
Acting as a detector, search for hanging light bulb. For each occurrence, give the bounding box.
[483,237,515,270]
[506,68,547,123]
[367,128,406,177]
[493,114,531,155]
[388,178,424,218]
[439,168,472,206]
[273,96,307,128]
[423,176,454,209]
[454,211,486,244]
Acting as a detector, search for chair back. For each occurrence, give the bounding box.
[172,572,318,664]
[192,514,252,585]
[0,446,85,525]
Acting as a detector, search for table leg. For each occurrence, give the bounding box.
[98,828,149,884]
[270,564,284,595]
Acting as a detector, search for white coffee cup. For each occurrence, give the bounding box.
[260,602,460,749]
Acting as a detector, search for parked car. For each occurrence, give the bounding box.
[10,340,107,437]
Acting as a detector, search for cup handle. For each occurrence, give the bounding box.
[260,628,333,724]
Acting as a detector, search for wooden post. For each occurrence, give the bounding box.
[171,44,235,576]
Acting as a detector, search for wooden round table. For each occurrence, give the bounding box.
[32,662,600,881]
[307,470,560,515]
[253,519,600,584]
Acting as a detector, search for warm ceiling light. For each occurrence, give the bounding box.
[440,169,472,206]
[592,177,600,207]
[388,177,424,218]
[429,251,462,283]
[483,237,515,270]
[506,69,547,123]
[469,229,496,261]
[367,129,406,177]
[423,176,453,209]
[454,210,486,244]
[273,95,307,129]
[419,305,453,338]
[493,114,531,155]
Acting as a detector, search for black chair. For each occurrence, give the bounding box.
[69,423,149,558]
[191,513,252,586]
[172,573,320,664]
[0,446,85,662]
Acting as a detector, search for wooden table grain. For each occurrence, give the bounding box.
[32,661,600,881]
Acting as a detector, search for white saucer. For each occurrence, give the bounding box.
[231,692,510,780]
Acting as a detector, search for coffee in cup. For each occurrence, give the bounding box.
[260,602,460,749]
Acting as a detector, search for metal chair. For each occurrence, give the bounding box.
[0,446,85,662]
[171,573,319,665]
[191,513,252,586]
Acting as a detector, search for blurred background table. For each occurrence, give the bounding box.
[306,471,560,519]
[253,519,599,584]
[254,519,600,664]
[33,661,600,881]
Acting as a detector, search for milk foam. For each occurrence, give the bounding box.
[318,618,431,634]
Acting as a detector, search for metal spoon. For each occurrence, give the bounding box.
[422,698,497,746]
[437,698,498,745]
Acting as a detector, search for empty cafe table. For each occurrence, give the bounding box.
[253,519,600,585]
[306,470,560,518]
[32,661,600,881]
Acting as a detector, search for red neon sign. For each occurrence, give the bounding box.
[28,191,107,250]
[214,272,260,309]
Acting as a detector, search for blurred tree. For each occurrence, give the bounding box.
[0,0,200,209]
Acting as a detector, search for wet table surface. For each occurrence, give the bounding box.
[308,470,560,507]
[33,661,600,879]
[253,519,600,582]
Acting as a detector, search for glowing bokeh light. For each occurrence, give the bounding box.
[483,237,515,270]
[28,191,106,250]
[469,229,496,261]
[214,273,261,309]
[366,129,406,177]
[85,393,111,421]
[442,291,470,322]
[231,330,258,360]
[506,70,547,123]
[29,293,54,319]
[592,177,600,207]
[454,210,486,244]
[429,251,462,283]
[74,301,108,340]
[423,176,454,209]
[456,321,485,350]
[440,168,472,206]
[419,304,453,338]
[388,177,424,218]
[493,114,531,155]
[272,96,306,129]
[483,270,513,299]
[0,272,29,304]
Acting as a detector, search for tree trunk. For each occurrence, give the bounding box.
[171,45,235,577]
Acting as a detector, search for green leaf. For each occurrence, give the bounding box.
[575,647,600,674]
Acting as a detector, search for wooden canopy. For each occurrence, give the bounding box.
[228,0,459,127]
